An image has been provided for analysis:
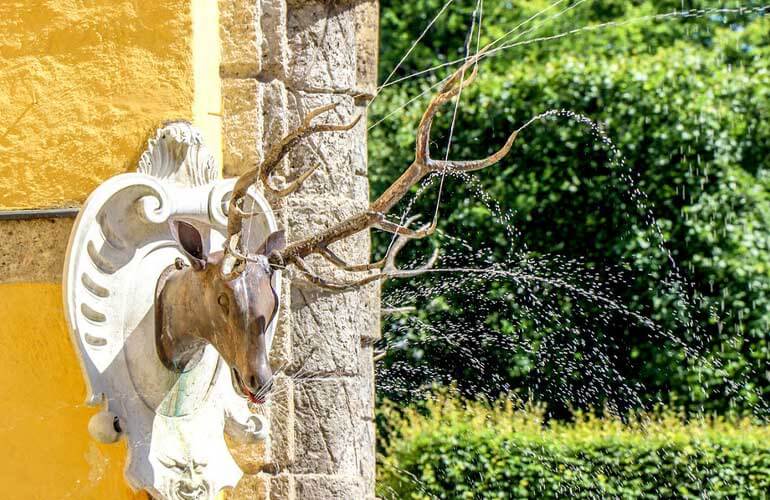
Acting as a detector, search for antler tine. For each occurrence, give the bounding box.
[428,129,518,173]
[289,248,438,290]
[268,44,517,285]
[226,103,361,257]
[288,216,439,291]
[375,216,437,239]
[315,215,429,273]
[382,217,440,278]
[391,246,439,278]
[290,256,383,291]
[259,104,361,183]
[318,245,387,272]
[414,40,510,167]
[262,163,322,198]
[415,63,479,165]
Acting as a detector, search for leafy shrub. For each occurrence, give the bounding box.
[378,395,770,498]
[372,0,770,413]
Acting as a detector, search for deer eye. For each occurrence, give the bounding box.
[217,294,230,314]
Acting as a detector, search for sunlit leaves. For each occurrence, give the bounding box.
[372,0,770,414]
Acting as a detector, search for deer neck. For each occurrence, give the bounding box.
[155,267,211,372]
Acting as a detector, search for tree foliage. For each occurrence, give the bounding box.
[371,0,770,414]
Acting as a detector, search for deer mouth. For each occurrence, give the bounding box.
[230,367,266,405]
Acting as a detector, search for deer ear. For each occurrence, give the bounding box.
[176,221,207,270]
[257,230,286,256]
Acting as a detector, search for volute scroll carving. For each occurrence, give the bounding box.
[63,122,280,499]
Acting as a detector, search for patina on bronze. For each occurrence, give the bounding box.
[155,221,285,404]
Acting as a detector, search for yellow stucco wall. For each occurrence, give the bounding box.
[0,0,221,497]
[0,0,221,210]
[0,283,144,498]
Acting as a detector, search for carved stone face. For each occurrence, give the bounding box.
[155,222,285,404]
[158,456,211,500]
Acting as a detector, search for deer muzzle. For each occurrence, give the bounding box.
[229,316,273,404]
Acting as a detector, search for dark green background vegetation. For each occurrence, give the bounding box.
[370,1,770,496]
[371,0,770,414]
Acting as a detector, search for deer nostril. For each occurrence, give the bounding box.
[248,376,273,395]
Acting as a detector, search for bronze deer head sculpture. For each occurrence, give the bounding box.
[155,222,285,404]
[154,48,518,404]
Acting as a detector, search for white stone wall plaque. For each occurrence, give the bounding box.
[62,122,280,499]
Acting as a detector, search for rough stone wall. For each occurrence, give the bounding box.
[219,1,380,498]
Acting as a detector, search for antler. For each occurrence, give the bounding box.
[226,103,361,248]
[291,216,439,291]
[224,47,517,289]
[268,52,517,283]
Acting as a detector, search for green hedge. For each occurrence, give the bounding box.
[378,395,770,498]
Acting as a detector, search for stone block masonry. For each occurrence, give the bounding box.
[219,0,380,498]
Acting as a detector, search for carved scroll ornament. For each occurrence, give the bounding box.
[63,122,280,499]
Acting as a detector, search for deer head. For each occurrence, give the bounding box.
[155,47,517,403]
[155,221,285,404]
